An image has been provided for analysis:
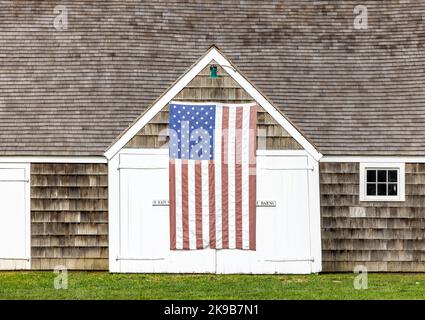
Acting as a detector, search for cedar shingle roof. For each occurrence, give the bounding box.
[1,0,425,156]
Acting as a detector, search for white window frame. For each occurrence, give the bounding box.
[359,162,405,202]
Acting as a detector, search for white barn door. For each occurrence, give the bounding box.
[216,154,313,274]
[116,151,215,273]
[0,163,30,270]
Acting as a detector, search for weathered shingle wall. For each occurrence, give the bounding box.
[321,162,425,272]
[125,63,302,150]
[31,163,108,270]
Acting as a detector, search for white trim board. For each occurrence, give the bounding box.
[104,46,322,161]
[0,156,107,164]
[321,156,425,163]
[120,149,310,157]
[256,150,309,156]
[120,148,168,156]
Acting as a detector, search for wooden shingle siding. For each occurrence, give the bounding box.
[321,162,425,272]
[125,63,302,150]
[31,163,108,270]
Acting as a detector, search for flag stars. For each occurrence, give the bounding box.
[169,104,216,160]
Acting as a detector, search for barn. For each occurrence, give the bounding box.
[1,1,425,273]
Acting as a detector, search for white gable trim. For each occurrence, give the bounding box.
[104,47,322,161]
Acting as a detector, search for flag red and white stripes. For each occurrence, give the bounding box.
[169,103,257,250]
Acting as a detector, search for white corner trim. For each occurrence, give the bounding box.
[24,162,31,268]
[104,47,322,161]
[359,162,405,202]
[0,156,107,164]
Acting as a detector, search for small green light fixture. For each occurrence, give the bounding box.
[210,64,218,79]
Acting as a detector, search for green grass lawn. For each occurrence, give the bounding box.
[0,272,425,299]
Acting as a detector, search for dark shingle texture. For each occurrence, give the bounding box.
[1,0,425,155]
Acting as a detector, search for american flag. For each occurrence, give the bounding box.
[169,102,257,250]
